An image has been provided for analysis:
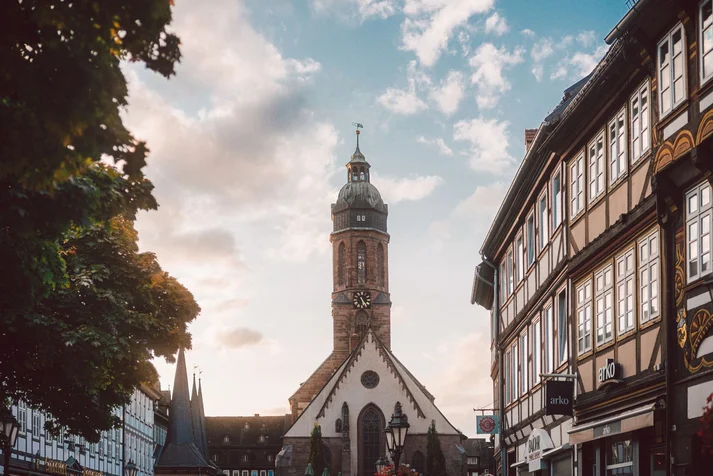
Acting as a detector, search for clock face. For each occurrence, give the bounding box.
[353,291,371,309]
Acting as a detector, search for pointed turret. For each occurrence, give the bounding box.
[155,349,216,475]
[198,378,209,457]
[191,373,206,456]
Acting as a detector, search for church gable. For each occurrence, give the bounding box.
[285,329,460,438]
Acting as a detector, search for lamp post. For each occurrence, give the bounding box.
[384,402,409,471]
[1,407,19,476]
[375,456,389,474]
[124,460,138,476]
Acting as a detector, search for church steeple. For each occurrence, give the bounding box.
[347,127,371,183]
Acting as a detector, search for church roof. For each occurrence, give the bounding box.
[156,348,215,471]
[333,181,387,214]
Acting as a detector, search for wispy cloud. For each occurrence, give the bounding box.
[484,12,509,36]
[453,117,515,174]
[417,136,454,156]
[372,174,445,202]
[429,70,466,115]
[469,43,524,109]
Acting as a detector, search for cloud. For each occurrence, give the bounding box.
[468,43,524,109]
[417,136,454,156]
[310,0,398,20]
[452,182,508,219]
[372,174,445,202]
[216,327,265,349]
[429,70,465,115]
[577,30,597,48]
[530,32,605,82]
[551,44,609,80]
[453,117,515,173]
[484,12,509,36]
[401,0,496,67]
[521,28,535,37]
[531,37,554,63]
[458,31,471,57]
[377,60,430,115]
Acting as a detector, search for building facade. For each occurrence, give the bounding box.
[281,130,465,476]
[472,1,713,475]
[463,438,495,476]
[206,415,289,476]
[124,384,164,476]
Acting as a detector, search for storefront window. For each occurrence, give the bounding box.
[606,438,634,475]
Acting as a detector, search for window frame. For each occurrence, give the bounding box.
[686,181,713,282]
[615,247,636,335]
[527,210,536,267]
[520,331,528,397]
[702,0,713,86]
[512,340,519,402]
[552,169,563,230]
[556,287,569,367]
[532,318,541,387]
[594,264,614,347]
[608,107,628,184]
[577,280,593,356]
[544,304,554,374]
[630,82,651,163]
[639,229,661,324]
[515,232,524,284]
[588,131,605,203]
[538,190,549,252]
[570,153,585,219]
[507,247,514,296]
[658,23,687,119]
[504,349,512,405]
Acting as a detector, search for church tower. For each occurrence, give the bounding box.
[330,128,391,356]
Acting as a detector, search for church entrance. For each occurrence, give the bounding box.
[358,405,384,476]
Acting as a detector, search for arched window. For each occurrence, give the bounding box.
[338,242,346,286]
[341,402,350,431]
[357,241,367,284]
[359,171,365,181]
[359,406,383,476]
[411,451,425,474]
[355,311,368,337]
[377,243,384,288]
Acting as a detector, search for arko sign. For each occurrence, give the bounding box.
[545,380,574,416]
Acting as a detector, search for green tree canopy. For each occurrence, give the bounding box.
[426,421,447,476]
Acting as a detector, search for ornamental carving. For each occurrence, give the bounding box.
[655,130,695,174]
[697,109,713,145]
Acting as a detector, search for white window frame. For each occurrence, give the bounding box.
[544,304,554,374]
[532,319,541,386]
[658,23,687,118]
[527,211,536,267]
[595,264,614,346]
[702,0,713,85]
[556,288,569,367]
[616,248,636,335]
[515,233,524,283]
[552,170,562,230]
[507,248,514,296]
[577,280,593,355]
[570,154,585,219]
[588,131,605,203]
[520,332,528,396]
[639,229,660,324]
[686,181,713,282]
[539,191,549,251]
[512,340,519,402]
[504,349,511,405]
[608,107,627,184]
[32,410,41,436]
[630,82,651,162]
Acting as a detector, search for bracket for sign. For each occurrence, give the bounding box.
[540,372,577,381]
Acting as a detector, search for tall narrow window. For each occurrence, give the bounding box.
[504,350,511,405]
[527,213,535,266]
[532,320,541,386]
[515,235,524,283]
[512,341,519,402]
[338,242,346,286]
[360,407,382,476]
[658,24,686,117]
[18,401,27,433]
[357,241,367,284]
[588,132,605,202]
[507,248,514,295]
[539,193,549,251]
[639,230,660,323]
[356,311,369,337]
[702,1,713,83]
[686,182,712,282]
[553,172,562,229]
[630,82,650,162]
[616,249,636,334]
[520,332,528,396]
[500,261,507,303]
[557,290,568,366]
[609,108,627,183]
[595,265,614,346]
[570,155,584,218]
[577,281,593,355]
[377,243,385,287]
[544,305,554,374]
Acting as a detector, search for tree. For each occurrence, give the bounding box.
[426,421,447,476]
[700,392,713,456]
[308,424,326,476]
[0,0,186,441]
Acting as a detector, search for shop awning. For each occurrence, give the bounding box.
[568,403,656,444]
[541,443,571,459]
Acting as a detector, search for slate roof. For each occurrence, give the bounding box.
[206,415,290,447]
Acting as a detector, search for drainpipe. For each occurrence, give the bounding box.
[479,257,505,476]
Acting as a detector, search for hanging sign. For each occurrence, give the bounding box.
[476,415,499,435]
[526,429,554,472]
[545,380,574,416]
[598,359,622,386]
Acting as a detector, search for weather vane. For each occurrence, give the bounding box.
[352,122,364,146]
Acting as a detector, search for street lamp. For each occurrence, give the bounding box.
[384,402,409,471]
[124,460,138,476]
[375,456,389,474]
[1,407,19,476]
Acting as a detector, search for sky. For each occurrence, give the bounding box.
[124,0,631,437]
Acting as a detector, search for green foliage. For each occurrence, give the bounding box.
[308,424,327,476]
[426,421,447,476]
[0,0,188,442]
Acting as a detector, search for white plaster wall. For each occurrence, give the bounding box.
[284,332,459,476]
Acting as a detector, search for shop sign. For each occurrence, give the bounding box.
[476,415,499,435]
[545,380,574,416]
[43,459,68,476]
[598,359,621,385]
[593,420,622,439]
[526,429,554,472]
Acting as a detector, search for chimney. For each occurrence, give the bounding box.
[525,129,538,152]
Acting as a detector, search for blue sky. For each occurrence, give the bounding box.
[125,0,629,436]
